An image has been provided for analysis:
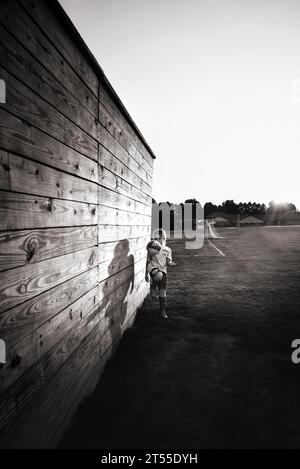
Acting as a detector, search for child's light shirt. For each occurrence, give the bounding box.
[147,245,172,275]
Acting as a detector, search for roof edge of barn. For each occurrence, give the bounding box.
[51,0,156,160]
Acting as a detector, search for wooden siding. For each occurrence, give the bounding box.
[0,0,154,448]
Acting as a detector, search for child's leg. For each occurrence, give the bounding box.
[150,269,160,299]
[150,281,159,299]
[159,294,167,317]
[158,274,168,318]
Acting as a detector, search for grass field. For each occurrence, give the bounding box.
[60,226,300,449]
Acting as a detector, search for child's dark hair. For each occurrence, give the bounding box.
[152,228,167,240]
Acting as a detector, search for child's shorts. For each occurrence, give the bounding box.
[150,268,167,297]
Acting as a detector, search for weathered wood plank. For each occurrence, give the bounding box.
[0,299,101,443]
[99,101,153,177]
[0,264,147,395]
[0,226,97,272]
[0,108,98,182]
[98,255,146,304]
[1,152,152,217]
[97,255,147,321]
[98,223,151,243]
[48,346,109,448]
[98,285,147,358]
[0,0,98,114]
[0,266,98,347]
[0,108,152,207]
[0,320,103,448]
[98,205,151,227]
[99,83,154,171]
[33,329,103,449]
[2,154,153,220]
[0,227,148,273]
[0,23,98,141]
[0,277,148,446]
[98,254,146,286]
[46,286,146,449]
[0,0,155,449]
[0,254,146,355]
[99,124,152,190]
[4,153,98,204]
[0,284,99,395]
[0,67,98,160]
[18,0,98,97]
[0,191,98,230]
[98,163,152,206]
[98,274,143,330]
[99,185,151,216]
[0,246,98,314]
[99,144,152,199]
[98,236,148,264]
[0,150,9,190]
[6,0,154,170]
[45,287,148,450]
[99,263,146,310]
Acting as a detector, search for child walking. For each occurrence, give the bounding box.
[145,229,176,319]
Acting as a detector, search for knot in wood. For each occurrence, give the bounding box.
[88,250,96,266]
[26,236,39,262]
[10,354,21,369]
[46,199,54,212]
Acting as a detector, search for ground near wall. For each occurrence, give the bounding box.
[60,226,300,449]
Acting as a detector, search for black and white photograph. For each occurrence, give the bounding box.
[0,0,300,453]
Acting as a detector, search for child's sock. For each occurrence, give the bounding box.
[159,297,167,317]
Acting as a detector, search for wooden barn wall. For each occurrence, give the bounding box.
[0,0,154,448]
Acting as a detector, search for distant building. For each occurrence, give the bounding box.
[240,215,264,226]
[206,212,233,227]
[265,211,300,225]
[279,212,300,225]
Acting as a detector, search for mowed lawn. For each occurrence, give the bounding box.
[60,226,300,449]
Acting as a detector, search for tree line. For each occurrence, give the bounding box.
[151,199,298,231]
[152,198,297,218]
[205,200,297,217]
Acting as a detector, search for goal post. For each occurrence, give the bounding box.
[198,219,223,239]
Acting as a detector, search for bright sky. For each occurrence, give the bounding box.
[60,0,300,208]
